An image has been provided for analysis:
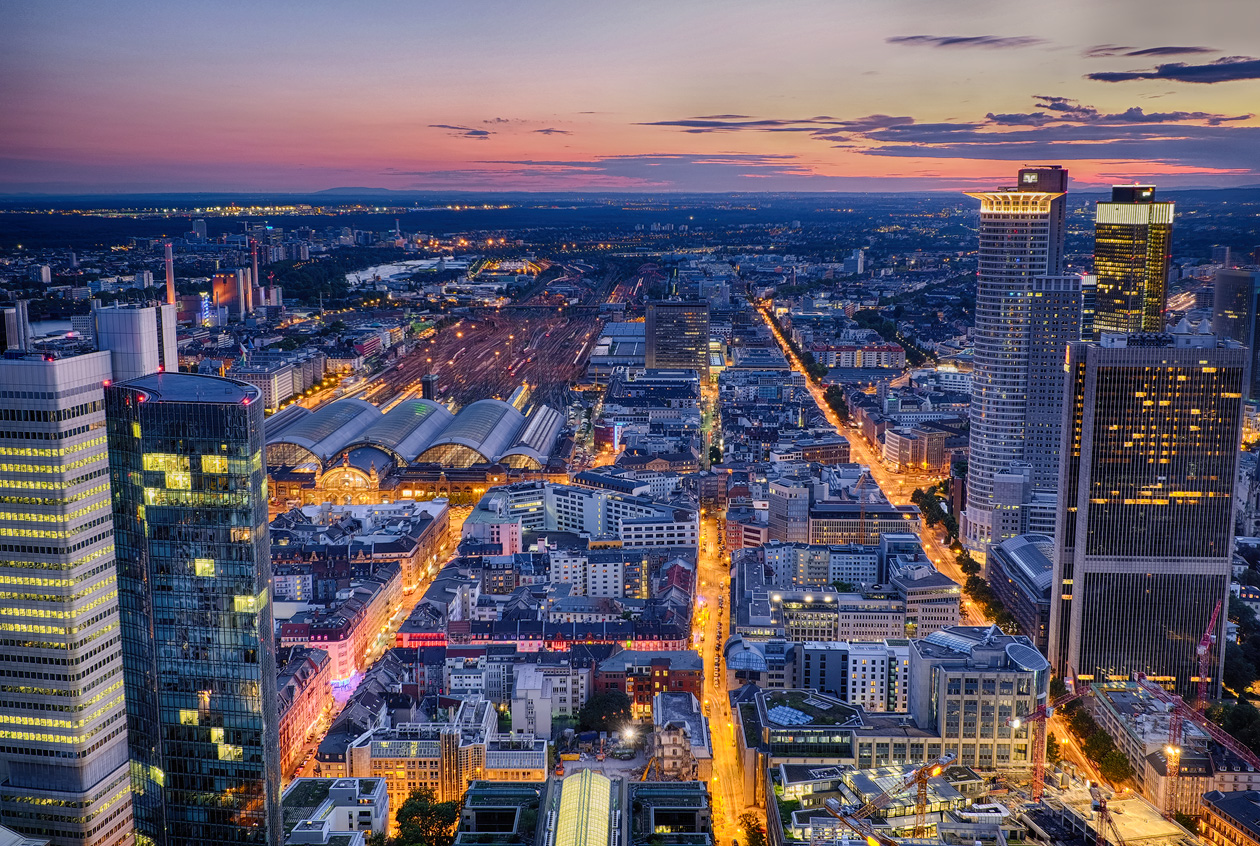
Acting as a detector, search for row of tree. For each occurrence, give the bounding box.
[822,384,850,424]
[910,486,958,542]
[1057,701,1135,784]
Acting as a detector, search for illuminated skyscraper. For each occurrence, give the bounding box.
[1049,327,1247,697]
[963,166,1081,552]
[1212,267,1260,398]
[645,299,710,378]
[1092,185,1174,336]
[107,373,280,844]
[0,350,135,845]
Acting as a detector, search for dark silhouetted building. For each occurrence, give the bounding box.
[1050,327,1247,697]
[108,373,281,844]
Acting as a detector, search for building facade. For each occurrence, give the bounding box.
[1213,268,1260,399]
[1050,331,1247,696]
[963,166,1080,552]
[107,373,281,844]
[1092,185,1175,336]
[0,351,135,845]
[645,300,710,379]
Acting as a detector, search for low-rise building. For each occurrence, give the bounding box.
[595,650,704,719]
[281,777,388,843]
[279,566,402,683]
[455,781,545,846]
[348,697,547,832]
[651,692,713,782]
[277,647,333,778]
[1202,790,1260,846]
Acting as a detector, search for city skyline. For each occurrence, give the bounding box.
[3,0,1260,194]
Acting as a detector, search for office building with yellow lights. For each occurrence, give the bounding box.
[107,373,281,844]
[1092,185,1175,337]
[1049,325,1247,697]
[0,350,135,845]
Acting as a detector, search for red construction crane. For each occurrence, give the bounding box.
[1196,600,1223,711]
[823,752,957,842]
[1008,673,1089,802]
[1090,785,1128,846]
[1134,672,1260,819]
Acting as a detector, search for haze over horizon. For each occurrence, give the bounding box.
[3,0,1259,195]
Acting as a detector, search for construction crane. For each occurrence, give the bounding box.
[1196,600,1223,711]
[822,752,957,843]
[1090,786,1127,846]
[1134,672,1260,819]
[1007,673,1089,802]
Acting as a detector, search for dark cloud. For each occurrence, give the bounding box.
[1126,46,1216,57]
[984,96,1251,126]
[887,34,1045,49]
[858,123,1260,172]
[482,117,512,124]
[534,128,571,135]
[637,114,913,135]
[429,124,493,140]
[1088,56,1260,83]
[1084,44,1216,58]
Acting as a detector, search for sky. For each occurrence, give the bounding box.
[2,0,1259,194]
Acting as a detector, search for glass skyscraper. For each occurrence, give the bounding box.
[1092,185,1175,337]
[1049,329,1247,697]
[645,299,710,379]
[0,350,134,845]
[1212,267,1260,399]
[106,373,280,845]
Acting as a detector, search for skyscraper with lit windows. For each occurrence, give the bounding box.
[107,372,280,845]
[963,166,1081,552]
[1092,184,1174,337]
[0,349,134,846]
[645,299,710,379]
[1049,326,1247,697]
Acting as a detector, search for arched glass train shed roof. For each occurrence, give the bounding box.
[266,396,561,472]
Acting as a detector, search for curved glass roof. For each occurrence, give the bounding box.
[419,399,525,465]
[725,639,769,673]
[500,404,565,468]
[266,398,381,463]
[342,398,455,462]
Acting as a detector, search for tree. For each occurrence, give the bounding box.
[578,690,632,733]
[1099,749,1134,784]
[956,551,981,577]
[1084,730,1113,760]
[1046,732,1062,765]
[1224,641,1258,694]
[1049,677,1069,700]
[709,445,723,464]
[739,811,767,846]
[393,786,460,846]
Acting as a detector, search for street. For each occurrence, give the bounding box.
[754,304,990,627]
[695,513,756,846]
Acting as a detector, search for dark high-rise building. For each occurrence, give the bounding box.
[107,373,280,844]
[1212,268,1260,398]
[1049,326,1247,697]
[1092,184,1174,336]
[645,299,710,378]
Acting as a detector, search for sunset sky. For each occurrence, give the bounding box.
[2,0,1258,193]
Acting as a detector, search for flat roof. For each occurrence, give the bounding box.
[120,372,259,405]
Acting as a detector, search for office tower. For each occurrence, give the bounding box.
[1092,185,1175,337]
[249,241,259,314]
[1212,245,1233,267]
[93,302,179,381]
[164,241,176,305]
[1079,274,1097,341]
[1049,327,1247,697]
[3,300,32,351]
[1213,268,1260,398]
[107,373,280,844]
[0,350,135,845]
[191,219,207,240]
[645,299,709,378]
[963,166,1079,551]
[211,269,250,320]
